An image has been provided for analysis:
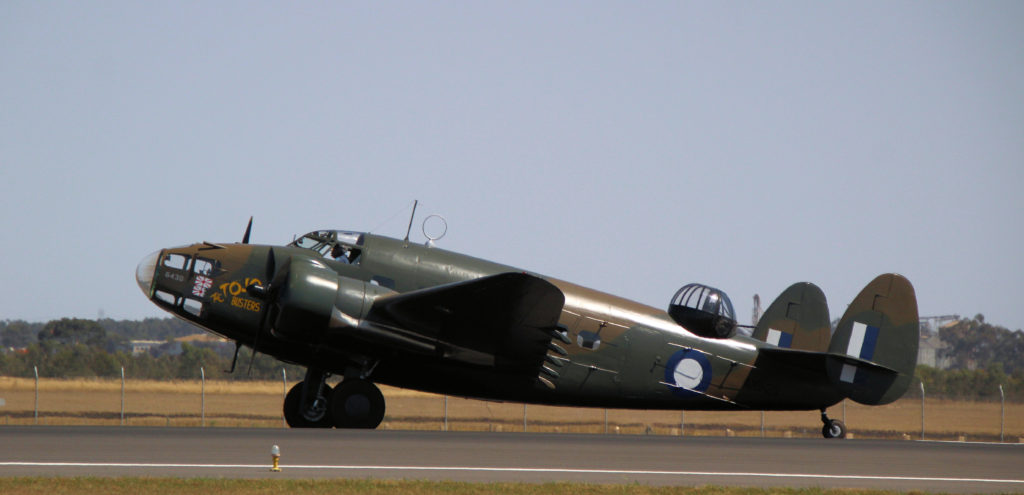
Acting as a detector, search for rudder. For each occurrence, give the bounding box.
[827,274,919,405]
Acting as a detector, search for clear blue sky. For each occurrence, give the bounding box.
[2,2,1022,330]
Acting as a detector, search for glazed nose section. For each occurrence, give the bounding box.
[136,250,160,296]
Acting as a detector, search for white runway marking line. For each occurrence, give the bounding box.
[1,462,1023,485]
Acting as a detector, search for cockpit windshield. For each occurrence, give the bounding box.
[289,230,365,263]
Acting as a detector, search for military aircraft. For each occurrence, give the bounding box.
[136,218,919,438]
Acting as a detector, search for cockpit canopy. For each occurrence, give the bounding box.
[289,230,365,264]
[668,283,738,339]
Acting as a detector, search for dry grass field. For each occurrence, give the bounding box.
[1,377,1021,441]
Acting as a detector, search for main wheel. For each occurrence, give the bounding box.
[329,379,385,429]
[284,381,334,428]
[822,419,846,439]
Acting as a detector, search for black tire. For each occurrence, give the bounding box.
[283,381,334,428]
[329,380,385,429]
[822,419,846,439]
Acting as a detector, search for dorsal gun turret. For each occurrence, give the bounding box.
[668,283,737,339]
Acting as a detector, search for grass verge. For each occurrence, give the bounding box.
[0,478,935,495]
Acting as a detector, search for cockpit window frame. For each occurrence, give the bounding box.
[670,284,737,321]
[289,230,366,263]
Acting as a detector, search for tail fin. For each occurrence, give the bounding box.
[751,282,831,352]
[827,274,919,405]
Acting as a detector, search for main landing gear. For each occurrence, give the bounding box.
[820,409,846,439]
[284,368,386,429]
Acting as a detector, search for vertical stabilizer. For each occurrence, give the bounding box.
[751,282,831,352]
[827,274,919,405]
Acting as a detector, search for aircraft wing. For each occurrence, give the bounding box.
[364,272,565,370]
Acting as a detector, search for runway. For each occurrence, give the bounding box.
[1,426,1022,493]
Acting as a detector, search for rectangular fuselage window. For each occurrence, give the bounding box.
[183,298,203,316]
[163,253,189,270]
[154,290,178,306]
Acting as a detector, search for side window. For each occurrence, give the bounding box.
[295,236,319,249]
[154,290,178,306]
[163,253,190,270]
[183,298,203,317]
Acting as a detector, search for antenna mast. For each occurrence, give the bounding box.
[403,200,419,245]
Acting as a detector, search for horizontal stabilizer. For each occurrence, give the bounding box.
[827,353,899,377]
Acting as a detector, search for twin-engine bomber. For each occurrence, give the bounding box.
[136,222,919,438]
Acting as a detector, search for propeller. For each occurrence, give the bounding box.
[246,249,291,375]
[242,216,253,244]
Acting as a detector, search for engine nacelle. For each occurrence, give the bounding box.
[335,276,395,321]
[272,257,339,340]
[271,256,397,342]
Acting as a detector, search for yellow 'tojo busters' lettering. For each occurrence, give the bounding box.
[230,296,261,312]
[218,278,262,298]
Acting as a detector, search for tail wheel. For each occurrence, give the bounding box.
[329,379,385,429]
[822,419,847,439]
[284,381,334,428]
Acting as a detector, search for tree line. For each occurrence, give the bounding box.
[937,314,1024,373]
[0,317,303,381]
[912,363,1021,401]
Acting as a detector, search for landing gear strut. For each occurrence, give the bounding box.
[283,368,386,429]
[820,409,846,439]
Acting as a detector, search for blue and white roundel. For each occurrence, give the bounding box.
[664,349,712,397]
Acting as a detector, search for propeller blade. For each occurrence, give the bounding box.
[225,342,241,373]
[246,343,259,376]
[242,217,253,244]
[265,247,276,281]
[248,252,290,376]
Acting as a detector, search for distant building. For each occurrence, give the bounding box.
[916,316,959,369]
[917,331,952,369]
[130,340,165,356]
[176,333,229,344]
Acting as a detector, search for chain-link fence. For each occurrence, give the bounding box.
[2,370,1021,442]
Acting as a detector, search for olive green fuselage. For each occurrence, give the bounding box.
[140,233,842,412]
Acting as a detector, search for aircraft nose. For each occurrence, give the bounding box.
[136,250,160,296]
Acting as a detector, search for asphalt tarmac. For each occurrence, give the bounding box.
[0,426,1021,493]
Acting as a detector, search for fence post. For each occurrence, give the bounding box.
[604,409,609,434]
[760,411,765,438]
[33,366,38,425]
[919,380,925,440]
[200,367,206,427]
[443,395,448,432]
[999,384,1005,443]
[120,366,125,426]
[281,368,287,428]
[523,404,527,432]
[680,410,684,437]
